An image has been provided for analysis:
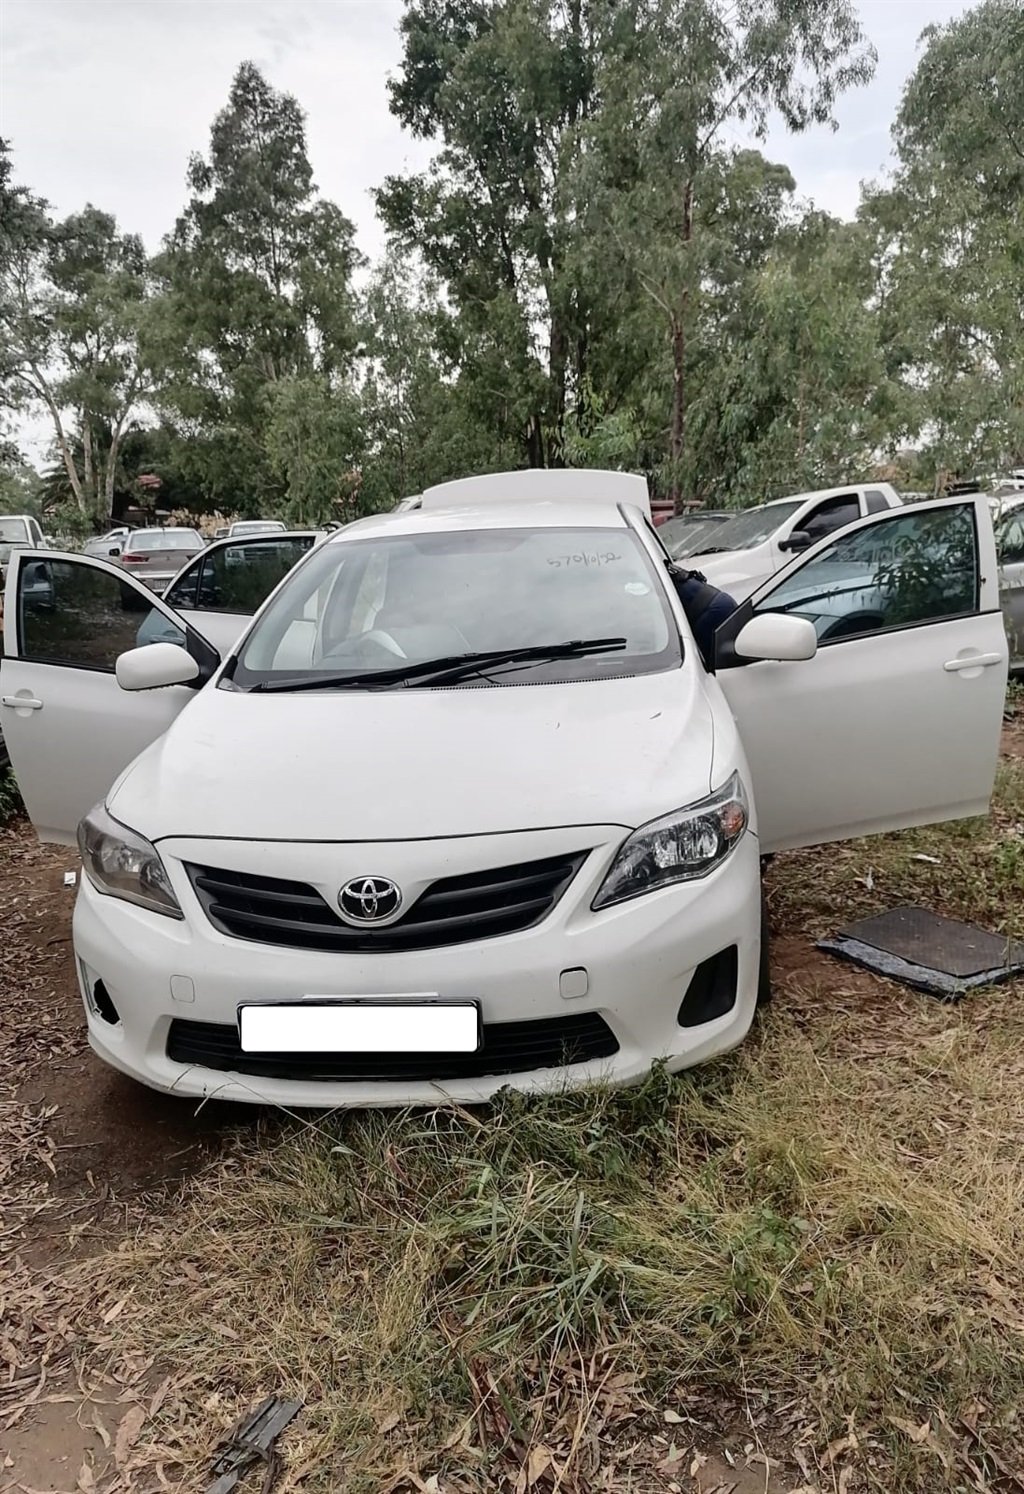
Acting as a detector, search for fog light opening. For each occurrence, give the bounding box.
[91,979,121,1026]
[677,946,738,1028]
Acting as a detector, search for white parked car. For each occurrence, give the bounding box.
[0,471,1007,1109]
[0,514,48,580]
[689,483,902,599]
[83,527,131,560]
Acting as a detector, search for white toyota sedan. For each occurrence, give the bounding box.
[0,471,1008,1108]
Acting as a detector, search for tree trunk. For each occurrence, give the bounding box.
[669,314,684,508]
[526,414,545,468]
[27,364,87,512]
[547,309,567,468]
[82,421,96,514]
[671,177,694,516]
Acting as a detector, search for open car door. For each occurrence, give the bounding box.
[714,495,1009,854]
[1,551,217,845]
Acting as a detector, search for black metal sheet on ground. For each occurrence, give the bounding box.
[818,904,1024,1000]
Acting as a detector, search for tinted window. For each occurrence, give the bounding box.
[20,560,184,669]
[167,537,315,615]
[801,495,861,541]
[864,489,891,514]
[998,515,1024,564]
[755,503,978,643]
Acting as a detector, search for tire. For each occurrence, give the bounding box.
[757,883,772,1006]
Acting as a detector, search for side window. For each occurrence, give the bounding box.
[187,538,314,615]
[755,503,978,644]
[800,494,861,542]
[164,557,203,610]
[864,489,891,515]
[28,518,44,545]
[19,559,183,670]
[998,515,1024,564]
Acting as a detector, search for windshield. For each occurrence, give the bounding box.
[0,518,30,544]
[125,529,203,550]
[693,500,804,553]
[659,514,730,559]
[232,521,286,534]
[230,525,680,690]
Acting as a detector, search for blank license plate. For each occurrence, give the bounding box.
[238,1000,480,1054]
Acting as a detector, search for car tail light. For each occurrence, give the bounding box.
[122,554,148,563]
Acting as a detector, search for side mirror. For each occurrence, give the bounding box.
[778,530,812,553]
[116,642,200,692]
[109,546,121,557]
[734,614,818,663]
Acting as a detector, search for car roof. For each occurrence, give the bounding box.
[126,526,202,541]
[328,501,633,545]
[763,482,893,509]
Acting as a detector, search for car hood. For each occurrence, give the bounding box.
[110,669,716,842]
[688,548,768,600]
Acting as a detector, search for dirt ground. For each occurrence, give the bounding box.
[2,707,1021,1492]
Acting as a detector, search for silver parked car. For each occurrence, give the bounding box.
[113,527,205,594]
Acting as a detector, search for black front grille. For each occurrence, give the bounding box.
[184,852,586,952]
[166,1012,619,1082]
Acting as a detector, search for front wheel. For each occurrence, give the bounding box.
[757,884,772,1006]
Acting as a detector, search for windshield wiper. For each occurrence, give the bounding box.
[249,638,629,693]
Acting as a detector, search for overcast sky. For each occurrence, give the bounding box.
[1,0,970,462]
[2,0,971,263]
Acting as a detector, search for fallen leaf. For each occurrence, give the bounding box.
[114,1405,145,1466]
[822,1432,857,1468]
[379,1411,402,1434]
[102,1295,130,1325]
[148,1376,173,1418]
[525,1444,554,1486]
[663,1408,685,1424]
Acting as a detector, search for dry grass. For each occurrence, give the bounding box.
[6,731,1024,1493]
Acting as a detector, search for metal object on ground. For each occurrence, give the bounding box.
[819,904,1024,999]
[206,1396,303,1494]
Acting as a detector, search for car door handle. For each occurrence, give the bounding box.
[1,694,43,710]
[943,653,1004,672]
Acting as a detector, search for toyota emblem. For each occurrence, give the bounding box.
[337,876,403,925]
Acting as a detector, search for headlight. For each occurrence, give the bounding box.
[592,772,749,910]
[77,803,183,919]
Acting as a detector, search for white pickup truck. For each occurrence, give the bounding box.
[688,483,903,599]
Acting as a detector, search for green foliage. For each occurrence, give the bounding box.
[150,63,362,513]
[3,7,1022,519]
[0,768,24,826]
[263,375,361,525]
[0,144,152,521]
[861,0,1024,477]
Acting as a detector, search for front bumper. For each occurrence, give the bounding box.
[72,825,763,1107]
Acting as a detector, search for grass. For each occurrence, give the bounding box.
[0,766,23,827]
[53,745,1024,1492]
